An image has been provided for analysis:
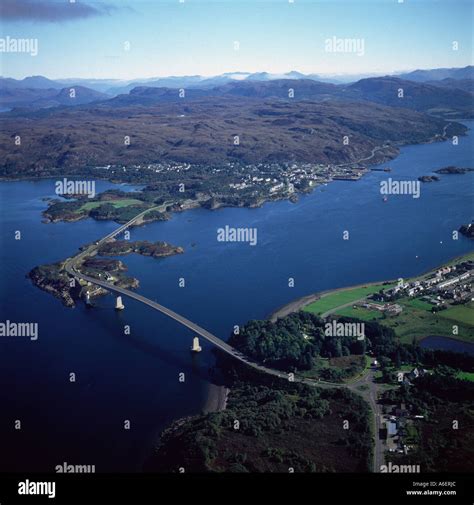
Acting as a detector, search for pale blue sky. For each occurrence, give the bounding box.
[1,0,472,79]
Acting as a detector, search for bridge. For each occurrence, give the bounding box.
[63,206,343,387]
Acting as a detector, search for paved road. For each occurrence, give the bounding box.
[348,369,384,473]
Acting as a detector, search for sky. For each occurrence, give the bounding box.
[0,0,473,80]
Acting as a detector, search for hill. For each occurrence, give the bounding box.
[0,96,463,177]
[347,77,473,117]
[397,65,474,82]
[0,85,109,110]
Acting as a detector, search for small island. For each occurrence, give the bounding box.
[97,240,184,258]
[434,166,474,175]
[42,189,170,225]
[28,232,184,307]
[28,260,139,307]
[417,175,439,182]
[459,223,474,239]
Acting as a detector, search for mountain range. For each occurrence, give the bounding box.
[2,65,472,94]
[0,65,472,176]
[1,68,473,119]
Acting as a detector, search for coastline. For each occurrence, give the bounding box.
[202,383,229,413]
[268,279,394,322]
[268,251,474,322]
[0,122,461,227]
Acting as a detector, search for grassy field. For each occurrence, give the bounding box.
[326,295,474,343]
[303,284,392,316]
[402,298,433,311]
[438,302,474,326]
[380,302,474,343]
[79,198,145,212]
[334,305,383,321]
[301,252,473,344]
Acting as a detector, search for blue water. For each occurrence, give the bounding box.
[420,336,474,355]
[1,122,473,472]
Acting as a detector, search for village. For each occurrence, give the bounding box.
[366,258,473,314]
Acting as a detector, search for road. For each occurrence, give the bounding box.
[64,205,384,471]
[347,369,385,473]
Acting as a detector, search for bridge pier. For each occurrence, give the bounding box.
[191,336,202,353]
[115,296,125,310]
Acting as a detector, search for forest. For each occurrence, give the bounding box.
[146,381,372,473]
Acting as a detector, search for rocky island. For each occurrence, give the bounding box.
[418,175,440,182]
[435,166,474,175]
[97,240,184,258]
[28,258,139,307]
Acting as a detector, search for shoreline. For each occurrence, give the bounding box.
[202,383,229,414]
[0,121,462,227]
[268,251,474,322]
[268,279,394,322]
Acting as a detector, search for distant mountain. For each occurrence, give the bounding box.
[0,85,109,109]
[56,78,128,93]
[105,71,343,94]
[101,79,341,108]
[3,66,472,95]
[108,75,205,95]
[99,76,473,119]
[397,66,474,82]
[0,75,64,90]
[425,78,474,94]
[347,77,473,118]
[1,69,472,118]
[213,79,339,99]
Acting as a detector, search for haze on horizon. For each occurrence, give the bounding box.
[0,0,472,81]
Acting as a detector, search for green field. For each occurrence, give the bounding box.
[303,284,392,316]
[402,298,433,311]
[438,302,474,326]
[334,305,383,321]
[301,253,473,344]
[380,302,474,343]
[79,198,145,212]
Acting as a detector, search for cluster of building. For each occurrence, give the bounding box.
[360,301,403,316]
[378,261,473,307]
[91,160,370,202]
[382,368,427,455]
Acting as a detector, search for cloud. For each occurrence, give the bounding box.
[0,0,116,23]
